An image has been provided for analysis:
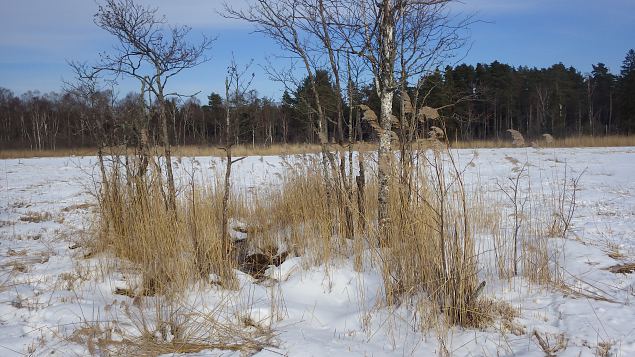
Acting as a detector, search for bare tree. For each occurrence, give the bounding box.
[65,63,115,192]
[221,58,253,262]
[226,0,469,245]
[89,0,214,211]
[329,0,470,244]
[225,1,324,147]
[223,0,344,238]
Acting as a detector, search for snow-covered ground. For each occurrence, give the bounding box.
[1,147,634,356]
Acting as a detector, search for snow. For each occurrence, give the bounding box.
[1,147,634,356]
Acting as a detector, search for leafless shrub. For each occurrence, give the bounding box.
[496,160,529,276]
[549,166,584,238]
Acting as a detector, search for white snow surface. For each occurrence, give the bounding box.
[0,147,634,356]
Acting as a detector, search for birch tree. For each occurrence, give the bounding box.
[226,0,469,245]
[327,0,469,244]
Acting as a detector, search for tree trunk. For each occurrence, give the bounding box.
[377,89,394,245]
[156,74,177,212]
[221,76,235,267]
[377,0,396,246]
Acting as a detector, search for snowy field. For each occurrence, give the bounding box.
[1,147,634,356]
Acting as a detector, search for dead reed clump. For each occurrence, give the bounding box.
[507,129,526,147]
[90,134,568,337]
[66,298,272,356]
[239,143,489,327]
[533,330,568,357]
[365,132,488,327]
[94,158,241,296]
[86,155,276,354]
[246,155,345,266]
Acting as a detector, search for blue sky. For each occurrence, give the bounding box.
[1,0,634,102]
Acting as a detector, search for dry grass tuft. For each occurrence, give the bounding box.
[533,330,568,357]
[94,162,241,296]
[596,341,614,357]
[507,129,526,146]
[62,203,95,212]
[67,312,270,357]
[241,144,492,327]
[84,129,575,344]
[607,250,626,260]
[605,262,635,274]
[19,211,52,223]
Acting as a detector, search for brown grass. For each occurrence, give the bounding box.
[93,147,490,328]
[0,147,97,159]
[533,330,568,357]
[94,162,245,296]
[0,143,373,159]
[175,142,377,157]
[606,262,635,274]
[19,211,52,223]
[450,135,635,149]
[242,145,495,327]
[62,203,94,212]
[88,159,274,354]
[2,135,633,159]
[88,131,568,341]
[66,303,270,356]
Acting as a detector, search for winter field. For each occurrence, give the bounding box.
[1,146,634,356]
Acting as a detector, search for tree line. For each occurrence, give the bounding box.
[1,54,634,151]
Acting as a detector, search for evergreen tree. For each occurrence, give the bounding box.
[618,49,635,133]
[591,63,616,133]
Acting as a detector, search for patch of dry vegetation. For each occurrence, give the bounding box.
[19,211,52,223]
[92,147,498,331]
[95,164,243,295]
[81,126,579,353]
[2,135,633,159]
[0,147,97,159]
[0,143,374,160]
[448,134,635,149]
[86,158,274,353]
[606,263,635,274]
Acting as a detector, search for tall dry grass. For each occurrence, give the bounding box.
[88,130,574,343]
[0,143,374,159]
[85,154,278,354]
[237,142,492,327]
[93,149,489,328]
[94,158,242,296]
[449,134,635,149]
[3,134,633,159]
